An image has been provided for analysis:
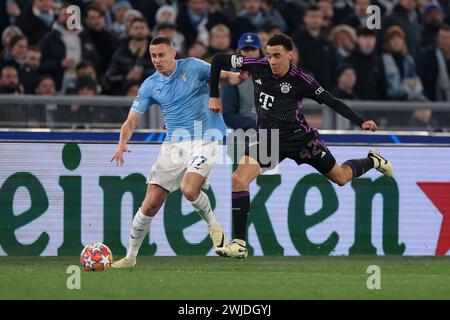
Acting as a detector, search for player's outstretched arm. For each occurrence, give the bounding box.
[209,53,248,112]
[314,90,375,130]
[111,111,141,166]
[209,53,235,98]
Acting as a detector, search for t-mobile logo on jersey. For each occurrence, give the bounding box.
[259,92,275,110]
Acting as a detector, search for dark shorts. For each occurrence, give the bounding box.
[244,129,336,174]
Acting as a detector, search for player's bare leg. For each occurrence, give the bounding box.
[181,172,228,251]
[217,156,261,259]
[325,163,354,186]
[112,184,169,269]
[326,150,394,186]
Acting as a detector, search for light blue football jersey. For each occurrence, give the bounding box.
[131,58,226,141]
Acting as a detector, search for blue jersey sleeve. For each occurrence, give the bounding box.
[130,82,156,114]
[190,58,211,81]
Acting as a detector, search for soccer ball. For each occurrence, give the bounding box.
[80,243,113,271]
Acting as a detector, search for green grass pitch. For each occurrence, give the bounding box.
[0,256,449,299]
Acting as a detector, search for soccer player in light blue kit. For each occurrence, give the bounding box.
[111,36,243,268]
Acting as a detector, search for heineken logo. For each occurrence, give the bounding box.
[0,143,448,256]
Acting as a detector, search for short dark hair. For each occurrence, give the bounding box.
[85,6,103,18]
[356,26,377,37]
[27,45,40,53]
[0,63,18,75]
[438,24,450,33]
[76,60,96,73]
[267,33,293,51]
[150,35,173,47]
[305,4,321,15]
[9,34,27,49]
[129,17,148,28]
[36,74,55,86]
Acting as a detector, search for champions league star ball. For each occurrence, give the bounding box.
[80,243,113,271]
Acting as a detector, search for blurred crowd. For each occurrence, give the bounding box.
[0,0,449,129]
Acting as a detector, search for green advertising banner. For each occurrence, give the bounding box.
[1,142,449,256]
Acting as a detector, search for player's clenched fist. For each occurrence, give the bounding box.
[111,144,130,166]
[209,97,222,113]
[362,120,377,132]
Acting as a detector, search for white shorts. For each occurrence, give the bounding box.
[147,140,218,192]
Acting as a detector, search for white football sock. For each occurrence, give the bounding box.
[189,191,218,231]
[126,209,152,261]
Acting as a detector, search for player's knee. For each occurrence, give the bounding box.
[232,172,249,190]
[140,202,160,217]
[180,184,200,202]
[331,176,349,187]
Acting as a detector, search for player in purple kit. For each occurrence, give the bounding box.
[209,33,394,259]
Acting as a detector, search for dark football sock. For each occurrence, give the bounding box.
[231,191,250,242]
[343,157,375,178]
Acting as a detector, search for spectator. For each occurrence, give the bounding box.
[0,63,22,93]
[293,4,337,90]
[1,26,23,53]
[0,64,24,126]
[155,4,177,25]
[256,28,269,54]
[187,40,207,59]
[106,17,154,94]
[331,63,359,100]
[154,5,186,56]
[29,75,56,127]
[384,0,422,61]
[330,25,357,64]
[34,76,56,126]
[76,75,97,96]
[221,32,262,132]
[382,25,426,101]
[176,0,230,49]
[39,3,99,92]
[17,0,56,46]
[0,34,28,70]
[154,23,186,57]
[26,45,41,70]
[409,108,439,130]
[38,4,97,92]
[128,0,163,29]
[317,0,335,34]
[5,0,22,28]
[332,0,355,24]
[262,0,288,32]
[123,79,140,97]
[74,74,119,125]
[59,75,96,128]
[204,24,234,63]
[76,60,103,94]
[111,0,132,40]
[234,0,284,44]
[418,24,450,101]
[342,0,372,29]
[261,22,283,38]
[123,9,144,33]
[35,74,55,95]
[84,6,119,75]
[91,0,114,32]
[278,0,306,34]
[237,0,284,31]
[421,2,446,48]
[345,27,386,100]
[20,45,41,94]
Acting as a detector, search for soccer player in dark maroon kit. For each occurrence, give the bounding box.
[209,33,394,259]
